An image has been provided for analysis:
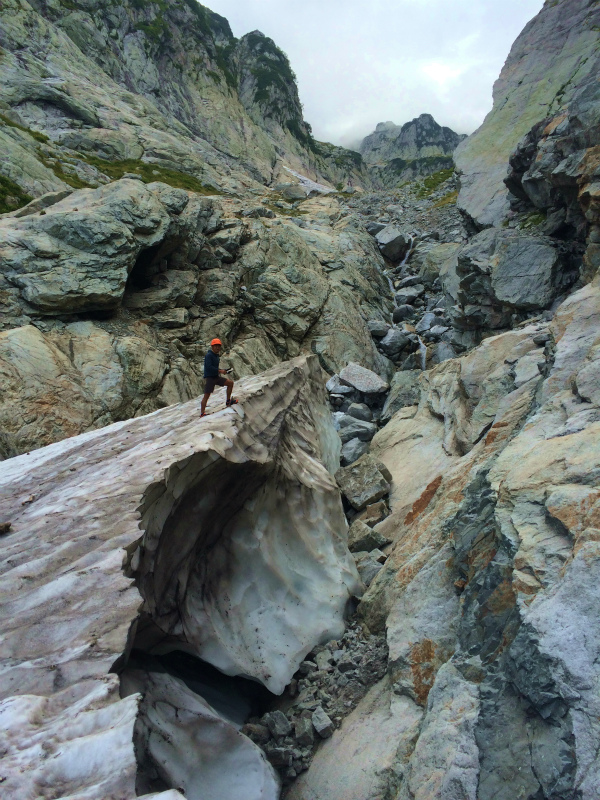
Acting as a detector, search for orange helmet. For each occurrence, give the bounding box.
[211,338,222,346]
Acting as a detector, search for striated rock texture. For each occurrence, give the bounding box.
[292,278,600,799]
[361,114,465,187]
[0,355,360,799]
[0,179,393,458]
[0,0,367,208]
[455,0,600,229]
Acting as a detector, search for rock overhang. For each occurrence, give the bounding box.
[0,354,360,798]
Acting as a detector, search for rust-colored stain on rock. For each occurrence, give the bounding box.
[404,475,443,526]
[410,639,437,706]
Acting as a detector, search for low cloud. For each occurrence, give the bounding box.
[205,0,545,147]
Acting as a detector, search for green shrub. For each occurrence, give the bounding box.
[215,42,238,89]
[0,174,33,214]
[416,168,455,197]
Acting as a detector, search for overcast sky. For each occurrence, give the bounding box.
[205,0,545,148]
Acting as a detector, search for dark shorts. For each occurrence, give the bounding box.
[204,375,227,395]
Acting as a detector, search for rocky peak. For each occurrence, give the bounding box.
[236,30,314,148]
[360,114,465,165]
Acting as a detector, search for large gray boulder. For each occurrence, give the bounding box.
[379,328,410,359]
[340,437,370,466]
[381,370,421,423]
[335,454,392,511]
[394,285,425,305]
[339,363,389,395]
[375,225,410,262]
[453,228,574,330]
[338,418,378,444]
[0,180,180,313]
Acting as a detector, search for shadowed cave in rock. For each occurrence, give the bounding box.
[114,426,355,795]
[125,243,165,293]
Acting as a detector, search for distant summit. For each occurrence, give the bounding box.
[359,114,466,186]
[360,114,466,164]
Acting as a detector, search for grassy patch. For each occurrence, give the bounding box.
[0,112,49,143]
[36,152,92,189]
[0,174,33,214]
[432,190,458,208]
[264,202,306,217]
[315,141,363,170]
[416,168,455,198]
[79,156,223,194]
[519,210,547,230]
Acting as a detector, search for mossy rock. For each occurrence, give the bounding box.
[80,156,222,194]
[0,175,33,214]
[0,112,49,144]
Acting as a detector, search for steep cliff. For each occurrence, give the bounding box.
[455,0,600,229]
[0,0,367,207]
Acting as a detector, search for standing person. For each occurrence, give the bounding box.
[200,338,237,417]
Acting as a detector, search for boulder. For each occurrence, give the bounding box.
[397,275,423,289]
[418,243,462,285]
[340,438,369,466]
[339,363,389,395]
[454,228,571,329]
[312,707,334,739]
[347,403,373,422]
[338,419,378,444]
[375,225,410,261]
[367,320,390,338]
[379,328,410,358]
[354,552,384,587]
[326,374,356,396]
[347,519,392,553]
[394,285,425,305]
[365,221,386,236]
[415,312,437,334]
[393,304,416,323]
[355,501,389,528]
[294,717,315,747]
[335,454,392,510]
[381,370,421,423]
[263,711,292,738]
[431,341,457,364]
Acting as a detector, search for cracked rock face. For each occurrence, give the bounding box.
[0,355,360,799]
[455,0,600,229]
[294,278,600,800]
[0,180,393,459]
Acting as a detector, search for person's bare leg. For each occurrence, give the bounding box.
[226,379,234,402]
[200,392,211,415]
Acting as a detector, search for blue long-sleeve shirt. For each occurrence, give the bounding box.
[204,349,220,378]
